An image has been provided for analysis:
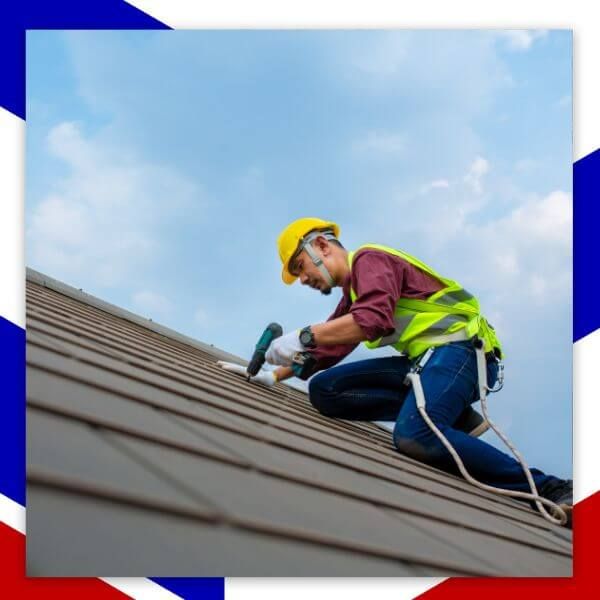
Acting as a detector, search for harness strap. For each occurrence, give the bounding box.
[404,346,567,526]
[303,242,335,287]
[415,328,471,347]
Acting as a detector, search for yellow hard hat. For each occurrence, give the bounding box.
[277,217,340,284]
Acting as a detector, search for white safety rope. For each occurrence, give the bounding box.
[405,344,568,526]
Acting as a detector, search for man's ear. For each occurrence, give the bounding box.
[315,235,331,255]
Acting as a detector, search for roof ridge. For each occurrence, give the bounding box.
[26,267,246,366]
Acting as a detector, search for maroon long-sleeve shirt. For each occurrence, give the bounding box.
[309,247,444,373]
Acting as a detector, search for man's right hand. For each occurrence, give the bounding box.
[216,361,277,387]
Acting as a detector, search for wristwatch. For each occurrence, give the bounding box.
[299,325,317,349]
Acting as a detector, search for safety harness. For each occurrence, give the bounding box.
[405,338,568,526]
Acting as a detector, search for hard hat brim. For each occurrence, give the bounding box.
[282,266,297,285]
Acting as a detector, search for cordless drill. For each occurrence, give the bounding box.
[247,323,317,381]
[247,323,283,380]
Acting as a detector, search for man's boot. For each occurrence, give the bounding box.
[539,478,573,528]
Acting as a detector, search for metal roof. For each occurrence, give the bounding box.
[25,268,572,576]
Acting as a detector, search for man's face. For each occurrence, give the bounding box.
[289,246,333,295]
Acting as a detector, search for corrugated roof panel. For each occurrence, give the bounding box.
[25,271,572,576]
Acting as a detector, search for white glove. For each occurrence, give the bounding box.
[265,329,304,367]
[216,361,277,387]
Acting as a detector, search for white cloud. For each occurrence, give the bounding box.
[27,121,202,287]
[463,156,490,194]
[506,190,572,246]
[352,131,405,156]
[456,189,572,314]
[469,157,490,177]
[132,290,172,316]
[420,179,450,194]
[419,159,489,201]
[497,30,548,52]
[380,157,493,252]
[493,250,520,276]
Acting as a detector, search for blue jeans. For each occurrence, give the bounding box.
[308,341,555,493]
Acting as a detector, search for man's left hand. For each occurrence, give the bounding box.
[265,329,305,366]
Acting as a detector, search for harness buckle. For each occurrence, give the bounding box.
[404,346,435,386]
[489,362,505,393]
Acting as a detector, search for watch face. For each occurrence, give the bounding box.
[300,328,315,347]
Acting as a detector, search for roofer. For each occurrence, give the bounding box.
[221,217,573,526]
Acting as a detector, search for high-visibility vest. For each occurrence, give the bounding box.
[348,244,503,359]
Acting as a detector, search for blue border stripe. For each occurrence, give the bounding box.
[150,578,225,599]
[574,148,600,342]
[0,316,25,505]
[0,0,170,119]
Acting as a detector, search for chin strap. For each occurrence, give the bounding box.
[299,230,337,288]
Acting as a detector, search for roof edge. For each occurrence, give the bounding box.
[26,267,247,366]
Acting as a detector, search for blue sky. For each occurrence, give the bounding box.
[26,30,572,478]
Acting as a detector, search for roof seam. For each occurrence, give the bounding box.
[26,475,497,576]
[27,348,541,524]
[25,318,546,515]
[27,397,563,541]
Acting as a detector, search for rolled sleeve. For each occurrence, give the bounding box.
[303,293,357,377]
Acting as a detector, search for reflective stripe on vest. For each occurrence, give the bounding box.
[377,313,470,347]
[348,244,503,359]
[433,288,475,306]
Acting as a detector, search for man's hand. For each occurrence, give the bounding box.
[265,329,304,366]
[217,361,277,387]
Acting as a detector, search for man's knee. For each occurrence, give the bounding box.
[393,420,445,463]
[308,373,338,417]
